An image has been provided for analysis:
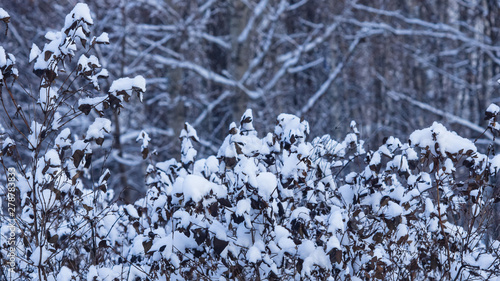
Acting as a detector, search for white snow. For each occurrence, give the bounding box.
[109,75,146,100]
[275,113,310,145]
[44,149,61,167]
[328,207,345,233]
[486,103,500,115]
[247,246,262,263]
[39,86,58,108]
[30,246,51,266]
[235,198,251,216]
[136,130,151,149]
[0,46,6,67]
[77,54,100,74]
[240,109,255,133]
[0,8,9,19]
[326,236,341,252]
[256,172,277,200]
[491,154,500,174]
[86,118,111,140]
[64,3,93,30]
[173,210,191,228]
[124,204,139,219]
[176,174,227,203]
[383,201,403,219]
[338,184,354,205]
[291,206,310,221]
[2,137,14,150]
[28,121,44,150]
[95,32,109,44]
[78,95,107,111]
[56,266,73,281]
[409,122,477,157]
[29,43,41,63]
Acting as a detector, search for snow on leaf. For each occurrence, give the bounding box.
[29,43,41,63]
[85,117,111,144]
[0,8,10,20]
[256,172,277,200]
[95,32,109,44]
[177,174,227,203]
[275,113,309,146]
[109,75,147,102]
[63,3,93,31]
[247,245,262,263]
[486,103,500,115]
[409,122,476,157]
[56,266,74,281]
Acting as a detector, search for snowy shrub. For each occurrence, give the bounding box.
[0,4,145,280]
[1,4,500,281]
[122,108,500,280]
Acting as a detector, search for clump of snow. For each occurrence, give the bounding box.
[174,174,227,203]
[123,204,139,219]
[240,109,255,133]
[56,266,73,281]
[45,149,61,167]
[86,118,111,140]
[383,201,403,219]
[256,172,277,200]
[173,210,191,228]
[180,123,199,165]
[0,47,6,67]
[409,122,476,157]
[2,137,14,150]
[28,121,44,150]
[77,54,100,74]
[0,46,17,80]
[29,43,41,63]
[275,113,309,145]
[63,3,93,30]
[78,95,107,112]
[39,86,58,109]
[95,32,109,44]
[77,54,108,89]
[490,154,500,174]
[136,130,151,150]
[109,75,147,101]
[291,206,310,221]
[30,246,51,266]
[247,246,262,263]
[235,198,251,216]
[486,104,500,115]
[0,8,10,20]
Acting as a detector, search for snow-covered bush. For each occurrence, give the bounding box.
[0,4,145,280]
[125,108,499,280]
[1,4,500,281]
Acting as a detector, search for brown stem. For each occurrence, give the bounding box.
[435,179,451,278]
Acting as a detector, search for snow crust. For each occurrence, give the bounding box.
[174,174,227,203]
[0,8,9,19]
[86,118,111,140]
[409,122,476,156]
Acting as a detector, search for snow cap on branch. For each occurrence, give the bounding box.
[180,122,198,167]
[108,75,146,109]
[0,46,17,82]
[275,113,309,147]
[85,117,111,145]
[409,122,476,157]
[240,109,256,135]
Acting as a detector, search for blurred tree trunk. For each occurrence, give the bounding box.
[229,0,251,121]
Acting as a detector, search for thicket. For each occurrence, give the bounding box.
[1,4,499,281]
